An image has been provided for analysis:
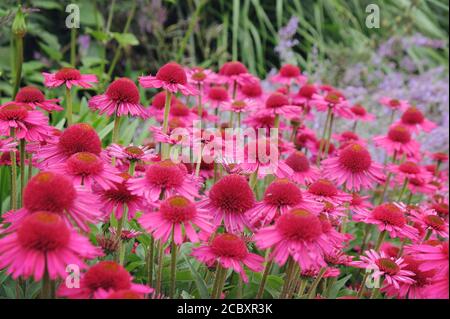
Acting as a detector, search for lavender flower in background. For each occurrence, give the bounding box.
[137,0,167,34]
[275,16,299,64]
[78,35,91,56]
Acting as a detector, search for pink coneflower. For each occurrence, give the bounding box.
[270,64,307,87]
[382,255,437,299]
[258,93,300,119]
[352,249,415,290]
[15,86,62,112]
[139,195,213,244]
[379,97,410,111]
[254,208,335,269]
[0,211,102,281]
[282,151,320,185]
[244,113,278,131]
[406,176,437,195]
[218,61,257,87]
[305,179,353,206]
[350,104,375,122]
[128,160,200,202]
[186,66,215,86]
[5,171,103,232]
[0,138,17,153]
[95,172,145,221]
[373,124,420,159]
[88,78,148,118]
[43,67,98,89]
[390,161,432,184]
[221,99,257,114]
[139,62,198,95]
[293,84,318,106]
[310,91,353,119]
[109,228,143,241]
[247,178,322,227]
[51,152,122,189]
[198,174,255,233]
[409,206,448,238]
[0,103,52,142]
[238,81,264,101]
[353,203,418,240]
[58,261,152,299]
[398,107,436,133]
[205,86,230,109]
[293,127,317,151]
[321,143,385,191]
[349,193,373,216]
[35,123,102,166]
[106,144,155,164]
[169,100,197,123]
[333,131,367,147]
[191,233,264,282]
[319,213,347,247]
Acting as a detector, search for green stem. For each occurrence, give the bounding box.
[70,27,77,67]
[397,178,409,202]
[316,107,332,166]
[105,0,116,33]
[12,36,23,99]
[161,90,173,160]
[256,258,273,299]
[155,240,164,295]
[374,230,387,252]
[10,129,17,210]
[147,236,154,287]
[323,113,335,158]
[280,257,296,299]
[65,87,73,126]
[169,226,177,298]
[19,139,25,203]
[307,267,326,299]
[41,269,51,299]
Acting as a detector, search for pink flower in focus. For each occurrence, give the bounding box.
[191,233,264,282]
[43,67,97,89]
[15,86,62,112]
[270,64,307,86]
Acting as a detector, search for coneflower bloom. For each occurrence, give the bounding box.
[406,177,437,195]
[379,97,410,111]
[321,143,385,191]
[390,161,432,184]
[15,86,62,112]
[58,261,152,299]
[5,171,103,232]
[89,78,148,118]
[43,67,98,89]
[349,193,373,216]
[139,62,198,95]
[198,174,255,233]
[398,107,436,133]
[0,138,17,153]
[186,66,215,86]
[282,151,320,185]
[270,64,307,87]
[310,91,354,119]
[51,152,122,189]
[35,123,102,167]
[191,233,264,282]
[353,203,418,240]
[247,178,322,227]
[218,61,257,87]
[128,160,200,202]
[333,131,367,147]
[352,249,415,290]
[139,195,213,244]
[409,206,449,238]
[0,211,102,281]
[254,208,335,269]
[382,255,437,299]
[204,86,230,109]
[168,100,198,123]
[220,99,257,114]
[236,82,262,103]
[292,84,318,106]
[373,124,421,159]
[305,179,353,206]
[258,93,300,119]
[350,104,376,122]
[106,144,155,164]
[0,103,52,142]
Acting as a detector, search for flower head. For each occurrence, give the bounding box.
[43,67,97,89]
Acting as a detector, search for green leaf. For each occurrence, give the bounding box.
[112,33,139,47]
[98,121,115,140]
[182,253,209,299]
